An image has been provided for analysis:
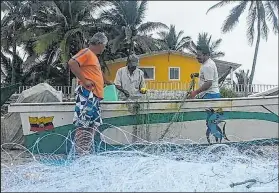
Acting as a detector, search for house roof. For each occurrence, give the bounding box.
[106,50,242,78]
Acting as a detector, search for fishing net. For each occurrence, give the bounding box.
[1,93,278,191]
[1,123,278,192]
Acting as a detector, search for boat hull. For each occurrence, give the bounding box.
[8,96,279,154]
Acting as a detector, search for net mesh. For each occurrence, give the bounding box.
[1,94,278,191]
[1,123,278,192]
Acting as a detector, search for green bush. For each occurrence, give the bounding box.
[220,87,238,98]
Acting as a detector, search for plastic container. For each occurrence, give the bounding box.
[103,85,119,101]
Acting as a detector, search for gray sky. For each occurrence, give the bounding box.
[1,2,278,85]
[145,1,278,85]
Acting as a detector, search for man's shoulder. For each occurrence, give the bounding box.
[116,66,127,73]
[136,68,144,73]
[205,58,217,66]
[203,58,217,69]
[73,48,89,58]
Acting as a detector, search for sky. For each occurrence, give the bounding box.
[144,1,278,85]
[1,1,278,85]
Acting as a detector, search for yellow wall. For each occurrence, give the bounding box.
[105,53,201,90]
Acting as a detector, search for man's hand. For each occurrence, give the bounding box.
[123,90,130,98]
[189,90,198,99]
[106,81,114,85]
[140,88,147,94]
[84,80,95,90]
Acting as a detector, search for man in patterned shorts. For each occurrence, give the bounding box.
[68,32,109,155]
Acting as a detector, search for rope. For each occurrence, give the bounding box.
[159,78,196,140]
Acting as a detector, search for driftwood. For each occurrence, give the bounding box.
[230,177,278,189]
[230,179,257,189]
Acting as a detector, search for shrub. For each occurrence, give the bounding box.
[220,87,238,98]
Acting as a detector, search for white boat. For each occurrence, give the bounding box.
[8,95,278,154]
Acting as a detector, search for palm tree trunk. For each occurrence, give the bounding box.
[11,24,16,84]
[249,11,261,85]
[128,40,134,57]
[68,67,71,86]
[126,40,134,65]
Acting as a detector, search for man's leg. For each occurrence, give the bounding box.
[74,127,96,155]
[73,86,102,156]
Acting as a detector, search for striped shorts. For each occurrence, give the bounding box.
[73,85,102,128]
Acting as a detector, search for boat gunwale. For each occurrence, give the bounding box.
[8,95,279,106]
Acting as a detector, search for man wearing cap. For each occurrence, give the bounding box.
[68,32,109,155]
[114,54,146,100]
[189,46,221,99]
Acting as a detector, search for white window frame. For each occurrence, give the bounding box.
[169,67,180,81]
[139,66,155,80]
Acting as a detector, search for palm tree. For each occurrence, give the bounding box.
[100,1,168,58]
[235,69,250,85]
[187,32,225,59]
[28,0,109,85]
[157,24,191,51]
[207,1,278,85]
[1,1,37,84]
[235,69,251,96]
[1,51,13,85]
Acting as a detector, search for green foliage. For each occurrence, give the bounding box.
[220,87,238,98]
[157,24,191,51]
[187,32,225,59]
[100,1,168,56]
[34,30,61,55]
[1,0,240,86]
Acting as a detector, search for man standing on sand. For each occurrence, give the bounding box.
[189,46,221,99]
[114,54,146,101]
[68,32,110,155]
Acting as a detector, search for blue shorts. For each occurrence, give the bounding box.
[202,93,221,99]
[73,85,102,128]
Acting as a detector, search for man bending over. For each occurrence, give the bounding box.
[189,46,221,99]
[114,54,146,100]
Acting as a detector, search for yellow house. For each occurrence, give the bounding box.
[105,50,241,90]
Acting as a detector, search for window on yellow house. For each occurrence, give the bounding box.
[169,67,180,80]
[139,67,155,80]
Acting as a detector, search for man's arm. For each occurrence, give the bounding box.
[189,66,214,98]
[68,59,87,84]
[114,69,130,97]
[139,71,146,89]
[68,52,94,90]
[192,81,212,95]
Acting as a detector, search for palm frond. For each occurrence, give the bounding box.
[1,1,12,12]
[206,1,235,14]
[222,1,249,33]
[211,51,225,58]
[135,1,148,25]
[138,22,168,34]
[46,1,68,27]
[34,30,61,55]
[134,35,159,52]
[176,36,191,51]
[110,34,126,54]
[157,31,168,39]
[246,2,257,45]
[176,30,184,41]
[258,1,269,41]
[64,28,84,42]
[270,1,279,13]
[210,39,222,51]
[1,13,16,27]
[59,39,69,63]
[264,1,278,34]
